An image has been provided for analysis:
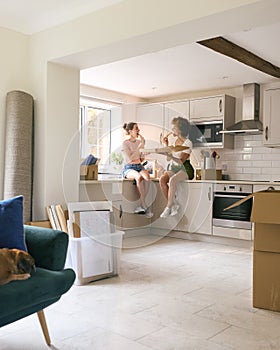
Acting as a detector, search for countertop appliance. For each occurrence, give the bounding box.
[212,183,253,240]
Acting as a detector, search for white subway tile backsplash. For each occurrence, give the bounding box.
[262,167,280,175]
[243,140,263,147]
[240,147,253,153]
[216,134,280,181]
[243,167,261,174]
[266,153,280,160]
[243,154,262,161]
[251,160,272,167]
[253,146,272,154]
[226,167,244,174]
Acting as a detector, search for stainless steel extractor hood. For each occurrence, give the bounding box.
[220,83,263,135]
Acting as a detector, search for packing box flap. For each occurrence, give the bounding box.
[224,189,280,224]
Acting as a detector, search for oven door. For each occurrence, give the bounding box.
[213,192,253,230]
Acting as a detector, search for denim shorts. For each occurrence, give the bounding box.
[122,163,144,178]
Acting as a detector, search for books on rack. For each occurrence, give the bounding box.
[46,204,68,233]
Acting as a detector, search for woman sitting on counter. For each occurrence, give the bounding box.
[121,122,153,217]
[159,116,194,218]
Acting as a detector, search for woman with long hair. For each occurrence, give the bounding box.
[122,122,153,217]
[159,117,194,218]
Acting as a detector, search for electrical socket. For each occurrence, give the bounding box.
[222,163,227,171]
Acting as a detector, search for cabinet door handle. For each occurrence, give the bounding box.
[119,204,123,218]
[265,126,268,141]
[219,99,222,113]
[208,187,211,201]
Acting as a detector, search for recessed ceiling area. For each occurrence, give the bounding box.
[80,21,280,99]
[0,0,123,34]
[0,1,279,99]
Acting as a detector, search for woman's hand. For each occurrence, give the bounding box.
[138,133,146,148]
[162,136,169,146]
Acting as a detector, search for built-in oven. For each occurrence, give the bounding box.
[212,183,253,240]
[190,120,223,148]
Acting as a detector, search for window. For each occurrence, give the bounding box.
[80,100,122,165]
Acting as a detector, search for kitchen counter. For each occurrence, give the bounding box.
[80,178,280,186]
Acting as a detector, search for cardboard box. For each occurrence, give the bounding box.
[253,251,280,311]
[245,190,280,311]
[80,164,98,180]
[226,189,280,311]
[201,169,222,180]
[252,191,280,311]
[254,223,280,253]
[25,220,52,228]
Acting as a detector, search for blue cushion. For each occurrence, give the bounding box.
[0,195,26,251]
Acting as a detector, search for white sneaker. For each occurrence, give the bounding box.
[160,207,171,218]
[170,204,180,216]
[145,208,154,218]
[134,206,146,214]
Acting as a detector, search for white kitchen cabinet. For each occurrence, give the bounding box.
[163,101,190,146]
[150,181,181,232]
[263,88,280,147]
[151,182,213,235]
[136,103,164,148]
[190,95,235,123]
[164,100,190,126]
[190,95,235,149]
[177,182,213,235]
[190,96,224,121]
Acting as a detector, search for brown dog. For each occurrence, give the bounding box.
[0,248,35,285]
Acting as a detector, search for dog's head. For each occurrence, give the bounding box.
[11,249,36,274]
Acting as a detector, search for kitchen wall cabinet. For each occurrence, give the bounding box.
[190,95,225,121]
[164,101,190,145]
[164,100,190,126]
[263,88,280,147]
[189,95,235,149]
[135,103,164,148]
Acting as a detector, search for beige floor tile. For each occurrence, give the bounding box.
[1,235,280,350]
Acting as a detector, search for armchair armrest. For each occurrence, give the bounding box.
[24,225,68,271]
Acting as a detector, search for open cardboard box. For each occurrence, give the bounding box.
[225,188,280,311]
[80,164,98,180]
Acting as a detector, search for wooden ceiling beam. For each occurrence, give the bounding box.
[197,36,280,79]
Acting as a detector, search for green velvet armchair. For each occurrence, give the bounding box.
[0,225,76,346]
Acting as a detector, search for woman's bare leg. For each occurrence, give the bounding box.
[159,172,172,202]
[126,170,147,208]
[167,171,188,208]
[139,170,151,207]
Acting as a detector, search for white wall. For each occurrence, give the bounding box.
[0,28,29,199]
[1,0,276,218]
[44,63,80,207]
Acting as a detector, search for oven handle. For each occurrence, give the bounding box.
[214,194,249,199]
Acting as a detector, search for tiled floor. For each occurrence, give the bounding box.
[2,235,280,349]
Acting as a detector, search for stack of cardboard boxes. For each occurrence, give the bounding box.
[226,188,280,311]
[251,190,280,311]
